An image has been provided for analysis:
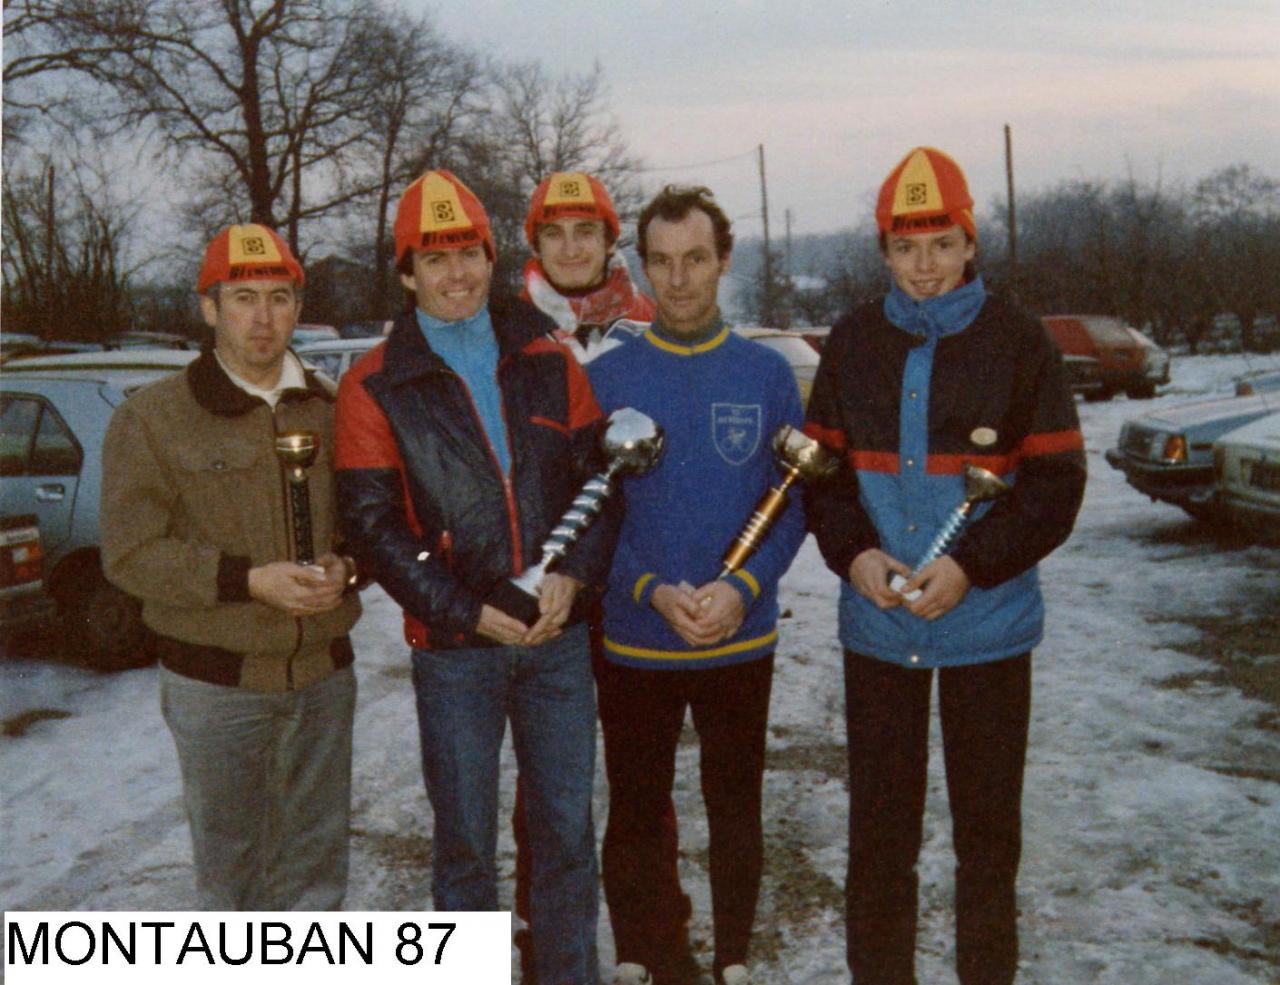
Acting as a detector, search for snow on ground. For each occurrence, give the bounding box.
[2,352,1278,983]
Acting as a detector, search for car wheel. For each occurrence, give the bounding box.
[1126,384,1157,399]
[58,568,151,671]
[1084,387,1114,402]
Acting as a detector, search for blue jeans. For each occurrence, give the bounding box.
[159,664,356,910]
[412,622,598,985]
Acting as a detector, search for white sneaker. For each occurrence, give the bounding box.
[613,963,652,985]
[719,965,751,985]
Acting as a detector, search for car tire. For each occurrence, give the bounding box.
[57,567,151,672]
[1126,384,1157,399]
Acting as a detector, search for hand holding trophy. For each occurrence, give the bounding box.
[486,407,666,626]
[719,424,837,577]
[889,463,1010,600]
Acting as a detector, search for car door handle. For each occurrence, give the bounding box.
[35,484,65,501]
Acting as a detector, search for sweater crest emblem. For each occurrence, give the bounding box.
[711,403,762,465]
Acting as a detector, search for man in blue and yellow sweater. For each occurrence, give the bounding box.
[587,185,806,985]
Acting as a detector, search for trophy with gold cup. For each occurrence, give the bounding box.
[718,424,837,577]
[275,430,320,566]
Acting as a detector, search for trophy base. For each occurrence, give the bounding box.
[484,579,543,627]
[888,573,923,602]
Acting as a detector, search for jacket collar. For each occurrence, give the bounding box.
[378,294,556,386]
[186,346,331,418]
[883,275,986,342]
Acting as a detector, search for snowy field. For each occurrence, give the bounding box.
[2,352,1278,983]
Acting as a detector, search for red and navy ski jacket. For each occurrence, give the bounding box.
[803,291,1086,667]
[334,296,613,650]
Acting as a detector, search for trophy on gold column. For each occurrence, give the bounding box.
[488,407,666,625]
[889,463,1010,597]
[275,430,319,566]
[719,425,837,577]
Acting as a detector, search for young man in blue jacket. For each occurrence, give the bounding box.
[804,147,1086,985]
[587,185,806,985]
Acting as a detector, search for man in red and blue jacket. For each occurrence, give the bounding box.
[335,170,610,985]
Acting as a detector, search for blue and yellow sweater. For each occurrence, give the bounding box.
[587,319,806,669]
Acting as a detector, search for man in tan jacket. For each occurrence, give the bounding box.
[101,224,361,909]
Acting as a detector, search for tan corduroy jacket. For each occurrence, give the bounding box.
[102,350,360,692]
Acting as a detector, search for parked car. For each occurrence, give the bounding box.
[732,327,822,407]
[0,514,57,640]
[295,337,381,380]
[1105,391,1278,519]
[1062,353,1105,398]
[1234,369,1280,396]
[0,364,185,668]
[2,349,198,374]
[292,323,340,344]
[1041,315,1164,400]
[1125,326,1172,396]
[1212,411,1280,538]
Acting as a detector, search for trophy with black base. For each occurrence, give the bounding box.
[276,430,319,566]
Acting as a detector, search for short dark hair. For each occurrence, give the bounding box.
[202,281,301,308]
[636,185,733,262]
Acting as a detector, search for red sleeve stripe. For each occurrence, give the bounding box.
[803,422,847,451]
[849,450,899,473]
[1019,429,1084,456]
[926,453,1014,476]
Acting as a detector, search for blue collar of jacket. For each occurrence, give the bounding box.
[378,295,555,386]
[883,275,986,342]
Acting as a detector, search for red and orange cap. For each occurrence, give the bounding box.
[524,171,621,247]
[875,147,977,241]
[197,224,304,294]
[394,170,494,263]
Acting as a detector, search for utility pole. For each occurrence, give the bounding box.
[758,143,773,325]
[1004,124,1018,296]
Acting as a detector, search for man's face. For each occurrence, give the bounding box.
[200,279,300,386]
[643,210,729,337]
[535,217,609,292]
[400,245,493,322]
[883,225,976,301]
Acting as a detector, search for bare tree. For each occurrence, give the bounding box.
[2,159,138,341]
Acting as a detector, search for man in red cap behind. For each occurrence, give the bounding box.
[805,147,1085,984]
[522,170,655,361]
[335,170,611,985]
[102,223,362,909]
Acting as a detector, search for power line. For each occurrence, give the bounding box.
[636,148,758,173]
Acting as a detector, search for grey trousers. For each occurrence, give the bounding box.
[159,664,356,910]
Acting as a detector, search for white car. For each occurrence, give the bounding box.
[1213,411,1280,538]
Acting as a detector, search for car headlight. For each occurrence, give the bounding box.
[1158,433,1188,463]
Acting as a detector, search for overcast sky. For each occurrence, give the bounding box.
[411,0,1280,239]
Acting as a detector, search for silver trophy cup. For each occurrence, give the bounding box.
[889,464,1010,599]
[487,407,665,625]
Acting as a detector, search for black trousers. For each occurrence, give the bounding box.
[599,654,774,975]
[843,650,1031,985]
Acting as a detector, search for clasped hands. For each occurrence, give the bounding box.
[475,572,582,648]
[651,579,745,648]
[849,548,970,621]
